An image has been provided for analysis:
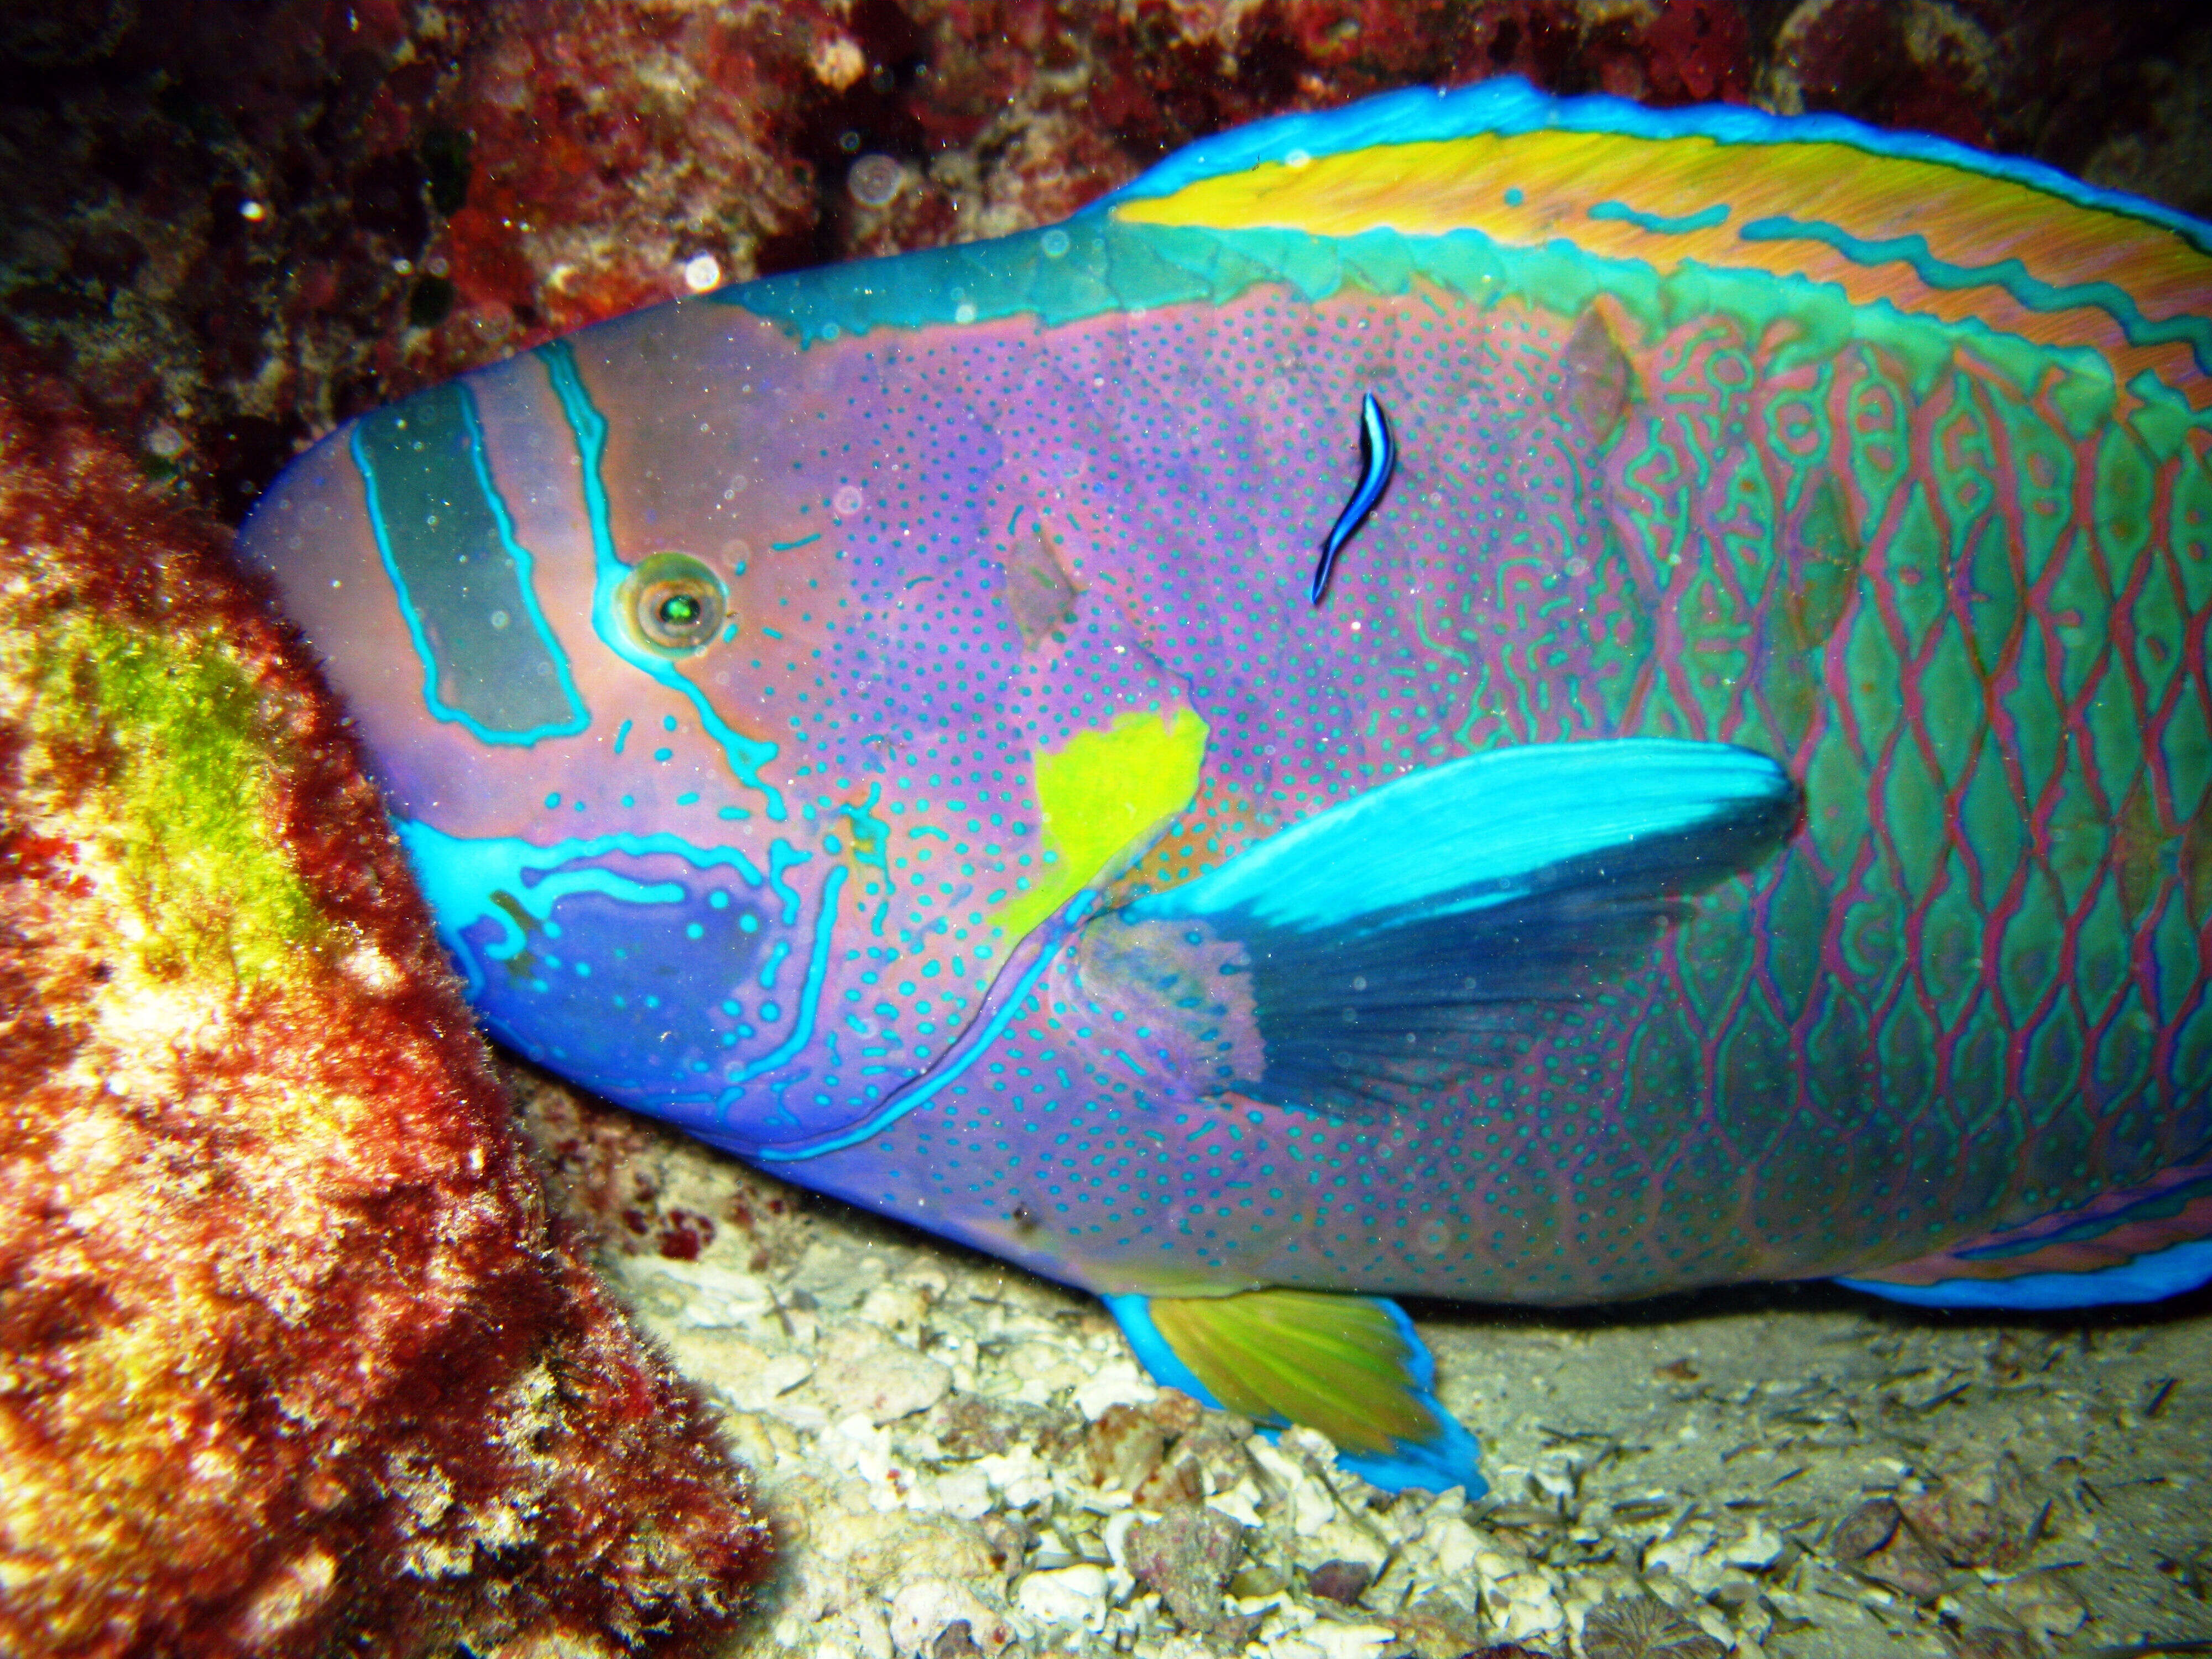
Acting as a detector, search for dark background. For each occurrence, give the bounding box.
[3,0,2206,522]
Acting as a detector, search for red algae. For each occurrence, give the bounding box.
[0,339,769,1658]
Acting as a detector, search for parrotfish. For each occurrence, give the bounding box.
[242,79,2212,1493]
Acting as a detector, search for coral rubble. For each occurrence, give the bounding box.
[576,1126,2209,1659]
[0,341,769,1658]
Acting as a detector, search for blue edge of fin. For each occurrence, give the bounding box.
[1101,1244,2212,1494]
[1105,1242,2212,1495]
[1840,1235,2212,1311]
[1089,75,2212,253]
[1104,1292,1487,1496]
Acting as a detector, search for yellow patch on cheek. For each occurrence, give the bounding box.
[991,706,1209,944]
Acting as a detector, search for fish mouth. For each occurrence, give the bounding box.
[716,894,1097,1165]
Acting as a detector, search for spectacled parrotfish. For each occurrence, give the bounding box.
[241,78,2212,1495]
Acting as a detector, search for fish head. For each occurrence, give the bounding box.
[241,297,1201,1155]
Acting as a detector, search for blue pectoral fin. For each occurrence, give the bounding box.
[1104,1290,1485,1496]
[1124,739,1796,1117]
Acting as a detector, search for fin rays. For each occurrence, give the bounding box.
[1121,739,1797,1118]
[1151,1290,1436,1451]
[1108,1289,1486,1493]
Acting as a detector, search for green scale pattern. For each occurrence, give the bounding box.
[816,258,2212,1301]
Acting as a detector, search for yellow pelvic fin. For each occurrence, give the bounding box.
[1146,1288,1437,1456]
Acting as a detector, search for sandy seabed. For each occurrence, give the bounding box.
[514,1065,2212,1659]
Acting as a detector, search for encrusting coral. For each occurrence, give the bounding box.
[0,337,770,1658]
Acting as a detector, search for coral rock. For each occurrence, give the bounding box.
[1125,1499,1249,1637]
[1896,1455,2033,1570]
[1308,1557,1376,1605]
[925,1391,1084,1461]
[813,1322,953,1425]
[0,340,769,1657]
[1083,1400,1169,1491]
[1580,1596,1728,1659]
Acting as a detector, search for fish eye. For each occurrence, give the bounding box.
[621,552,726,655]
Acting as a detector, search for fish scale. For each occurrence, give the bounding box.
[243,80,2212,1491]
[1041,291,2198,1251]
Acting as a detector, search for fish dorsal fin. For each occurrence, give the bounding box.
[1099,76,2212,249]
[1098,79,2212,414]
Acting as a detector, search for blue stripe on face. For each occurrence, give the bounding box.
[1311,391,1395,606]
[350,383,589,743]
[537,338,790,822]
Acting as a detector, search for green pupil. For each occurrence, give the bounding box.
[660,594,701,625]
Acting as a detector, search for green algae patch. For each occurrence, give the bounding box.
[32,615,327,984]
